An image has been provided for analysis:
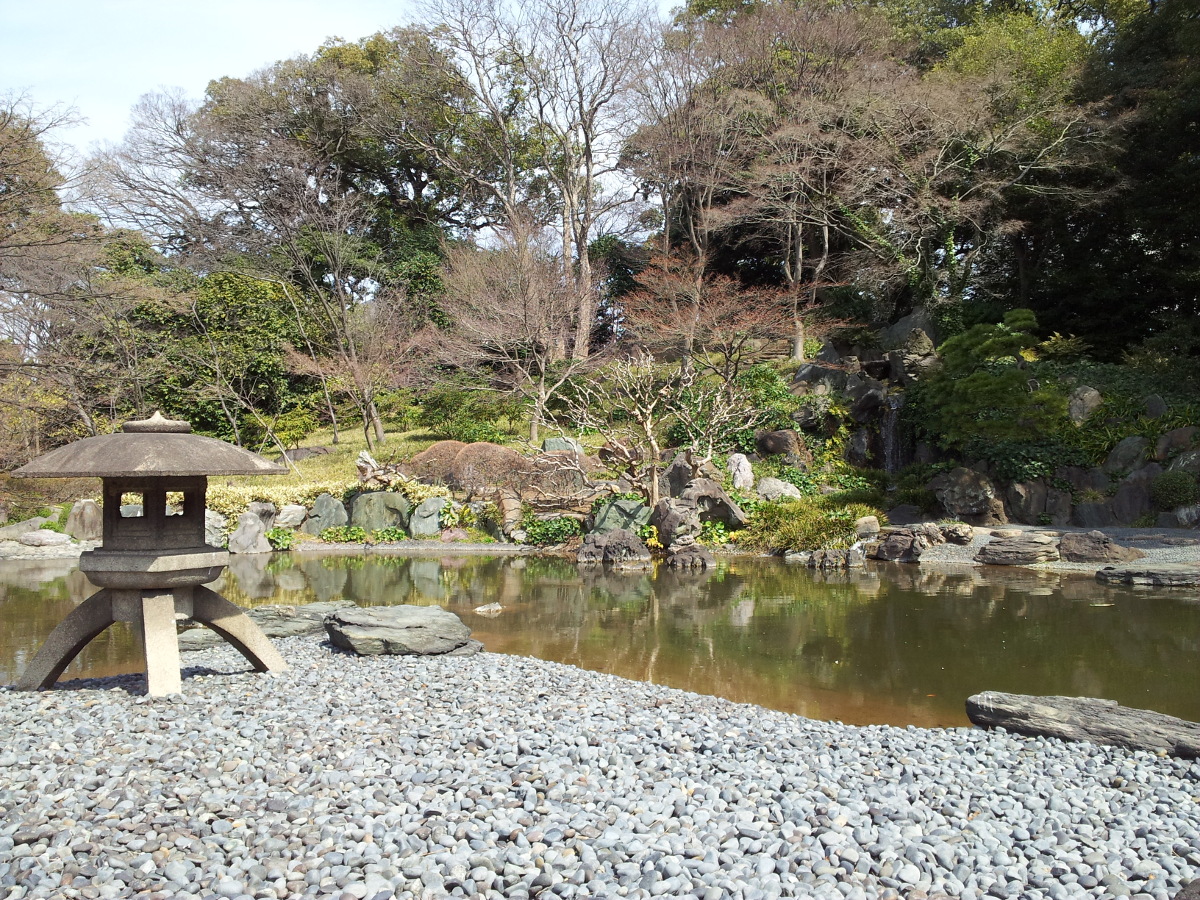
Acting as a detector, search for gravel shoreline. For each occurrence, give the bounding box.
[3,639,1198,900]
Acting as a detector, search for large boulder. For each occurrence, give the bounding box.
[180,600,355,650]
[975,532,1059,565]
[1067,386,1102,425]
[18,529,72,547]
[650,499,702,549]
[275,504,307,529]
[351,491,412,533]
[542,436,584,455]
[1096,563,1200,587]
[1059,531,1145,563]
[928,468,1006,525]
[247,501,277,532]
[1111,464,1160,524]
[301,493,349,536]
[1072,500,1116,528]
[792,362,851,396]
[205,509,228,547]
[871,528,927,562]
[0,516,50,541]
[666,544,714,569]
[228,512,272,554]
[409,497,450,538]
[659,454,695,499]
[591,498,652,535]
[756,477,803,502]
[577,529,652,568]
[879,307,939,351]
[679,478,748,529]
[325,605,480,656]
[847,378,887,423]
[1102,436,1150,474]
[854,515,880,538]
[1168,449,1200,476]
[754,430,812,469]
[1005,480,1047,524]
[64,500,102,542]
[728,453,754,491]
[1155,426,1199,462]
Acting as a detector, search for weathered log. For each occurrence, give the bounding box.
[966,691,1200,759]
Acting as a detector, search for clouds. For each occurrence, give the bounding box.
[0,0,407,153]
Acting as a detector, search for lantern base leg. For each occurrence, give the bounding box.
[134,592,183,697]
[192,586,288,675]
[16,589,118,691]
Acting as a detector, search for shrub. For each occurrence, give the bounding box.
[699,519,731,546]
[204,481,358,519]
[1150,471,1199,509]
[739,498,883,553]
[371,526,409,543]
[521,514,583,545]
[265,527,297,550]
[319,525,369,543]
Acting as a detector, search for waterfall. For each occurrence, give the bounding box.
[881,393,908,474]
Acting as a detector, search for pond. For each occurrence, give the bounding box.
[2,552,1197,728]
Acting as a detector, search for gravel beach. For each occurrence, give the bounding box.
[3,639,1198,900]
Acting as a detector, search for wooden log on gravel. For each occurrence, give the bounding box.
[966,691,1200,759]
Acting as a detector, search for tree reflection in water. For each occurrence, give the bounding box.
[3,553,1196,727]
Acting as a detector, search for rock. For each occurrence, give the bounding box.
[409,497,449,538]
[679,478,748,529]
[650,499,702,549]
[497,496,523,537]
[1072,501,1116,528]
[247,501,277,532]
[1045,487,1073,526]
[666,544,714,569]
[848,378,887,423]
[792,362,850,396]
[929,468,1006,525]
[324,605,476,656]
[228,512,272,554]
[576,529,652,568]
[728,453,754,491]
[179,600,355,650]
[885,504,923,525]
[854,515,880,538]
[274,504,306,529]
[542,436,584,455]
[1103,436,1150,474]
[1059,530,1145,563]
[1005,480,1047,524]
[974,532,1059,565]
[659,453,696,499]
[939,522,974,544]
[1057,465,1109,494]
[300,493,349,536]
[1155,426,1199,462]
[473,602,503,617]
[1111,464,1159,524]
[872,528,926,562]
[1167,449,1200,476]
[0,516,50,541]
[1096,563,1200,587]
[440,527,469,542]
[966,691,1199,759]
[756,477,803,502]
[796,547,866,569]
[64,500,102,541]
[350,491,412,533]
[1068,386,1102,425]
[591,498,652,535]
[1143,393,1168,418]
[1175,879,1200,900]
[879,307,939,351]
[754,429,810,466]
[205,509,228,547]
[18,529,72,547]
[843,428,879,469]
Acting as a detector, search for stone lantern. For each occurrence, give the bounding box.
[13,412,290,696]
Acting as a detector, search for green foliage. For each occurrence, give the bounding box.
[416,382,516,443]
[1150,471,1199,509]
[699,519,732,546]
[963,438,1091,482]
[371,526,410,543]
[740,498,883,553]
[637,523,661,548]
[319,525,369,543]
[521,514,583,545]
[265,527,298,550]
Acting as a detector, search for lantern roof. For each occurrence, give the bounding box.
[13,412,288,479]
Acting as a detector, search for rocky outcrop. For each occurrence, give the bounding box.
[754,429,812,470]
[300,493,349,536]
[727,453,754,491]
[1067,386,1102,425]
[65,500,102,541]
[180,600,355,650]
[591,498,652,535]
[650,499,702,549]
[1103,436,1150,474]
[870,528,927,563]
[324,605,480,656]
[577,529,652,568]
[966,691,1200,759]
[1096,563,1200,587]
[929,468,1006,525]
[756,477,803,502]
[975,532,1059,565]
[228,511,272,554]
[679,478,748,530]
[350,491,411,533]
[1059,531,1145,563]
[1155,426,1198,462]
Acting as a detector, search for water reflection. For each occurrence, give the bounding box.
[2,553,1197,727]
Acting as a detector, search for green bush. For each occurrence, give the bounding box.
[699,519,731,546]
[739,498,883,553]
[522,515,583,545]
[371,526,409,543]
[1150,471,1199,509]
[417,382,516,443]
[319,525,369,543]
[265,527,297,550]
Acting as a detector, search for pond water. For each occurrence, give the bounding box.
[2,552,1197,728]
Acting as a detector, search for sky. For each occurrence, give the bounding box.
[0,0,412,157]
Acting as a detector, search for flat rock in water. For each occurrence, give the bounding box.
[1096,563,1200,587]
[966,691,1200,759]
[17,529,72,547]
[179,600,356,650]
[325,604,477,656]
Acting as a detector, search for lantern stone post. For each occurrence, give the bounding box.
[12,412,289,696]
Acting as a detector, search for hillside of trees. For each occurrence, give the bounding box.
[1,0,1197,466]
